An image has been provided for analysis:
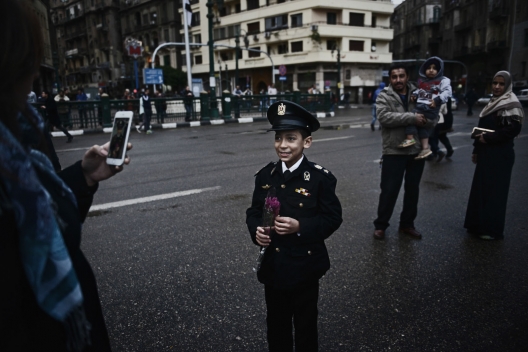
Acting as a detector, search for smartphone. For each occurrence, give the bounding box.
[107,111,133,166]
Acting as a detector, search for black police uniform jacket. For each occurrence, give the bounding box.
[246,157,342,290]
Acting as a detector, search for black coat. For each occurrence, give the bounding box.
[0,162,112,351]
[246,157,342,290]
[43,95,61,126]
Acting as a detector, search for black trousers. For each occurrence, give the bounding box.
[264,282,319,352]
[374,154,425,231]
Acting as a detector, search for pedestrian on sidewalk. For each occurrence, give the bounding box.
[464,71,524,240]
[76,88,88,128]
[371,82,385,131]
[155,89,167,124]
[246,100,342,352]
[181,86,193,121]
[41,90,73,142]
[138,88,153,134]
[372,64,435,240]
[464,87,478,116]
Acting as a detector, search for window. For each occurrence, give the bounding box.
[327,12,337,25]
[191,12,200,26]
[265,14,288,30]
[326,40,336,50]
[163,55,170,66]
[278,43,288,54]
[525,29,528,47]
[345,69,351,80]
[227,24,241,38]
[291,41,303,53]
[150,12,157,25]
[195,55,202,64]
[194,34,201,44]
[248,47,260,57]
[142,13,149,26]
[248,22,260,34]
[220,51,232,61]
[164,29,169,42]
[247,0,259,10]
[521,61,526,77]
[349,40,364,51]
[291,13,302,28]
[349,12,364,27]
[372,15,377,28]
[371,41,376,52]
[213,27,226,40]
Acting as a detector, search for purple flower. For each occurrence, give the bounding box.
[265,196,281,217]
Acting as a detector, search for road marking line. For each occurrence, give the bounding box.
[56,147,90,153]
[89,186,221,211]
[238,117,254,123]
[51,130,84,137]
[313,136,354,142]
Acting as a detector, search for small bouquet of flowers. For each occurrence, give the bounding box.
[253,188,280,272]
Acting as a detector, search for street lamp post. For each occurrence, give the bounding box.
[206,0,219,119]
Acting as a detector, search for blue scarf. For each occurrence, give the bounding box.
[1,106,90,348]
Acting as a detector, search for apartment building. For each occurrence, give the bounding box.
[22,0,57,93]
[182,0,394,104]
[50,0,122,90]
[392,0,528,94]
[119,0,182,87]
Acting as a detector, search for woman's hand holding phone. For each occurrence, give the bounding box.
[81,142,132,186]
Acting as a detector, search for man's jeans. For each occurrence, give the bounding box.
[374,154,425,231]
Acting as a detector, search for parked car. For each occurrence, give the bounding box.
[517,89,528,106]
[477,94,493,105]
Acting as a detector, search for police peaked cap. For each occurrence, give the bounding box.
[267,100,320,133]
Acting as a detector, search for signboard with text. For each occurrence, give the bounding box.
[143,68,164,84]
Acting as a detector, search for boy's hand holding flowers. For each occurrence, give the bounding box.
[256,226,272,246]
[274,216,300,235]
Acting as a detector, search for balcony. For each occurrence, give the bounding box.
[454,22,472,32]
[487,40,508,51]
[489,7,509,20]
[65,28,87,40]
[65,47,88,58]
[96,61,111,70]
[58,10,84,24]
[96,23,109,31]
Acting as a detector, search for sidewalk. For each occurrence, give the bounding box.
[50,104,374,138]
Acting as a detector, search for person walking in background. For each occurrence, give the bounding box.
[464,87,478,116]
[76,88,88,128]
[27,90,37,103]
[464,71,524,240]
[244,85,253,112]
[41,90,73,143]
[371,82,386,131]
[155,89,167,124]
[259,87,268,111]
[307,84,319,112]
[138,88,153,134]
[372,64,435,240]
[54,89,72,129]
[268,84,278,106]
[181,85,194,122]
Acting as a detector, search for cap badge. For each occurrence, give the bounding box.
[304,171,310,181]
[277,103,286,116]
[261,184,271,190]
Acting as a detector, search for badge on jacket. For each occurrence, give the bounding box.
[304,171,310,181]
[295,188,311,196]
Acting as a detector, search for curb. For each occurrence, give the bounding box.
[50,112,335,138]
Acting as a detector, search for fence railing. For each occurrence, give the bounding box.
[31,92,332,130]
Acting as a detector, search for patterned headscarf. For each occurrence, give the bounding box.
[480,71,524,124]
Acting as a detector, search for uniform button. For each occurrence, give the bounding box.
[281,184,286,189]
[308,251,312,255]
[275,248,280,252]
[299,203,303,208]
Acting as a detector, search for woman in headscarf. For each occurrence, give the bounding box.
[0,1,131,350]
[464,71,524,240]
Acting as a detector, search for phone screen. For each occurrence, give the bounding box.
[108,117,130,161]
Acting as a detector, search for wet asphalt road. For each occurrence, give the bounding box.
[55,105,528,352]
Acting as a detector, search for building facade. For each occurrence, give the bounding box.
[119,0,182,90]
[50,0,122,92]
[182,0,394,104]
[392,0,528,95]
[23,0,58,94]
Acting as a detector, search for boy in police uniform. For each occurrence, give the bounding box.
[246,101,342,351]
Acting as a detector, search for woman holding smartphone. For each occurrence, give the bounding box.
[0,1,132,350]
[464,71,524,240]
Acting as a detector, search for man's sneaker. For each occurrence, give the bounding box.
[436,151,446,162]
[446,149,454,158]
[136,126,142,133]
[398,139,416,148]
[146,130,153,134]
[415,148,433,159]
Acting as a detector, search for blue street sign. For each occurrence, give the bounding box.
[143,68,164,84]
[279,76,287,81]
